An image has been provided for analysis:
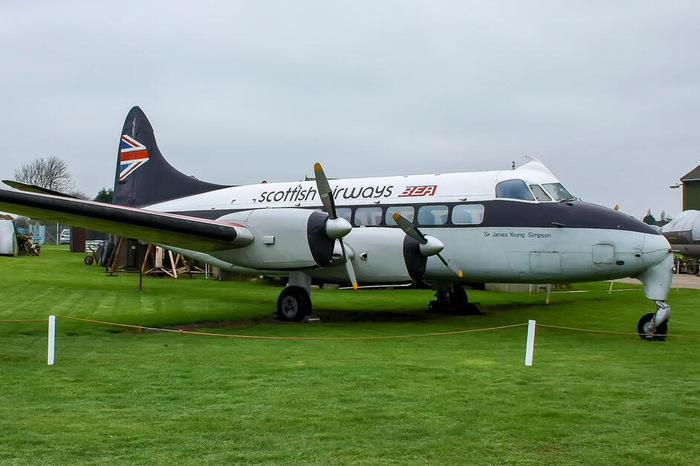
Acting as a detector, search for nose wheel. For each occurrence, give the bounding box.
[637,301,670,341]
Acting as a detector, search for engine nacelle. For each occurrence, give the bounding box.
[311,227,426,284]
[214,209,333,270]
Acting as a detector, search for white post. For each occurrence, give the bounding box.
[48,315,56,366]
[525,319,536,366]
[608,281,614,295]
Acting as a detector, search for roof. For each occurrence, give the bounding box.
[681,165,700,182]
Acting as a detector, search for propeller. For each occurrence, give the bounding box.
[314,163,357,289]
[392,213,463,278]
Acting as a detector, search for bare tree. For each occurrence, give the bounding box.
[14,156,75,192]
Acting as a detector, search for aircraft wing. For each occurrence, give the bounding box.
[0,189,252,251]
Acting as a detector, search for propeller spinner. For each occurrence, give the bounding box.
[392,213,463,278]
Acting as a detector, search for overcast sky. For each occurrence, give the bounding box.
[1,1,698,219]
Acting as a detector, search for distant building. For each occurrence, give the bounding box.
[681,165,700,211]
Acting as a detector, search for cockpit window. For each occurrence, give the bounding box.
[495,179,535,201]
[529,185,552,201]
[542,183,574,201]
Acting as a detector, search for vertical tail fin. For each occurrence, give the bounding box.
[113,106,228,207]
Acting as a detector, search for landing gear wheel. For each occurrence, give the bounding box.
[637,313,668,341]
[686,260,697,275]
[98,240,114,267]
[451,286,469,310]
[430,286,481,315]
[84,255,95,265]
[276,286,312,322]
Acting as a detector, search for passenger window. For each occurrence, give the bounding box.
[417,205,448,226]
[529,185,552,202]
[496,179,535,201]
[336,207,352,223]
[385,206,415,226]
[354,207,383,226]
[452,204,484,225]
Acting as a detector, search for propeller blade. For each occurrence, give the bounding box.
[314,162,337,219]
[313,163,356,287]
[339,239,358,289]
[436,253,464,278]
[392,213,427,244]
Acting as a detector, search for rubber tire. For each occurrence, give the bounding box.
[95,243,105,264]
[84,255,95,265]
[99,240,115,267]
[435,286,481,315]
[276,286,312,322]
[452,285,469,309]
[637,312,668,341]
[686,260,697,275]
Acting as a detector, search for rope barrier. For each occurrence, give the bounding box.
[6,315,699,341]
[55,315,528,341]
[549,288,639,294]
[4,314,698,367]
[537,323,700,338]
[0,319,48,323]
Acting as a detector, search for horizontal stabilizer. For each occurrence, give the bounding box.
[3,180,76,198]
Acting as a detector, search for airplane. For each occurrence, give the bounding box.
[662,210,700,257]
[0,107,674,339]
[661,210,700,274]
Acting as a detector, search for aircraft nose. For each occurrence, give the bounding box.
[643,233,672,267]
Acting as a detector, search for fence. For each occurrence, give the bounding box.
[5,315,696,368]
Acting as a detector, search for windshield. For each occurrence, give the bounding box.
[542,183,575,201]
[529,185,552,201]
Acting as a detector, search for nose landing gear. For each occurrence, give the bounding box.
[637,301,670,341]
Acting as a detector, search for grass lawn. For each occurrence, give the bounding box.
[1,246,699,464]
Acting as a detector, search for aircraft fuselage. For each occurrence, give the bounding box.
[144,161,671,300]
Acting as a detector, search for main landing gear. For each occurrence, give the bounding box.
[276,271,312,322]
[637,301,670,341]
[275,277,484,321]
[277,286,312,322]
[429,284,482,315]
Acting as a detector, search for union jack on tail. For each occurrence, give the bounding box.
[118,135,149,181]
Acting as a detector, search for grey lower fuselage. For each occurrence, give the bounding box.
[160,199,671,299]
